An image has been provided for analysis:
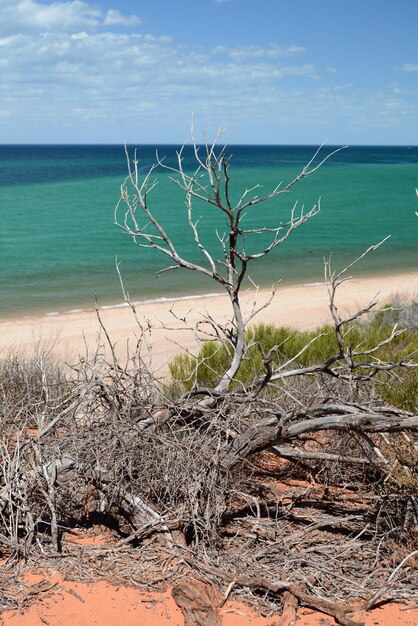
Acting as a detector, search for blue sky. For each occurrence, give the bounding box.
[1,0,417,144]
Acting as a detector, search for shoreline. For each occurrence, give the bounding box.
[4,265,417,323]
[0,270,416,374]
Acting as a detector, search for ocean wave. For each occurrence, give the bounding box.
[46,292,225,317]
[101,292,224,310]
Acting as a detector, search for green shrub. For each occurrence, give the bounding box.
[379,370,418,412]
[168,308,417,408]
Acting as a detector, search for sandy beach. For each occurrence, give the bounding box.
[1,271,416,375]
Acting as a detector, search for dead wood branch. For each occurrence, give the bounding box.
[181,554,364,626]
[115,131,345,394]
[221,404,417,470]
[278,591,299,626]
[172,576,222,626]
[363,549,418,610]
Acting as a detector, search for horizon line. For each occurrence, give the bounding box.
[1,142,417,148]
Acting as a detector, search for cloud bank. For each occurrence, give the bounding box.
[0,0,141,34]
[0,0,417,143]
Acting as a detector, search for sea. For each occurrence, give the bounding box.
[0,144,417,318]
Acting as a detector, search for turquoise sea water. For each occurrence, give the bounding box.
[0,145,417,318]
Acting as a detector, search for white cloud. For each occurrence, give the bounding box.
[0,0,141,35]
[0,27,326,142]
[71,31,89,40]
[0,31,318,92]
[104,9,141,27]
[0,0,100,34]
[0,6,416,144]
[402,63,418,72]
[213,44,306,60]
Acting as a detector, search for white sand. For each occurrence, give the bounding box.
[1,272,416,375]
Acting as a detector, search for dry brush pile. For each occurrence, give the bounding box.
[1,135,417,625]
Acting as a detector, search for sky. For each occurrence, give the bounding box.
[0,0,417,144]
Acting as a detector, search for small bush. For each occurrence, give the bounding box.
[168,304,418,405]
[379,370,418,412]
[373,293,418,331]
[0,349,68,428]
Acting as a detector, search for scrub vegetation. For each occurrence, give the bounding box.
[1,134,417,625]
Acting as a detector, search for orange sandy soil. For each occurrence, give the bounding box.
[1,565,417,626]
[1,454,417,624]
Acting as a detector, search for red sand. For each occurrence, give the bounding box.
[2,570,417,626]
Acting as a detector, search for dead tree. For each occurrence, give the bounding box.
[116,132,342,389]
[114,135,418,549]
[115,129,417,403]
[112,131,418,618]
